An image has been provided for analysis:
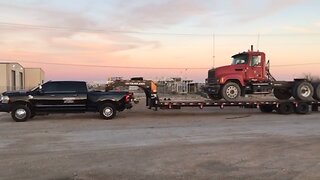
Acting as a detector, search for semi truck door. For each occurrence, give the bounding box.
[246,55,264,81]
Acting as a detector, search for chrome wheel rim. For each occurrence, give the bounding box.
[226,86,239,99]
[15,109,27,120]
[103,107,113,117]
[300,85,311,98]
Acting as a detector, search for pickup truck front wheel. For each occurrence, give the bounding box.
[99,103,117,120]
[11,105,31,122]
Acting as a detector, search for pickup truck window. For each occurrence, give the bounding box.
[42,82,87,93]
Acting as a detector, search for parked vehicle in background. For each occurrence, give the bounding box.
[0,81,133,122]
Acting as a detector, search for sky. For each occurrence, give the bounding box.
[0,0,319,82]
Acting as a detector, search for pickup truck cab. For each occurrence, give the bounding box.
[0,81,133,122]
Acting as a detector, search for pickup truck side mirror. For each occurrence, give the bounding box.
[37,85,44,95]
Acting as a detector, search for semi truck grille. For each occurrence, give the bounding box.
[207,69,217,84]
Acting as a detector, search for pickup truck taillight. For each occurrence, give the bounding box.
[125,95,130,103]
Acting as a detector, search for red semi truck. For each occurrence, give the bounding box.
[204,46,320,101]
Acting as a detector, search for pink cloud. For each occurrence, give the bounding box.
[229,0,307,21]
[111,0,210,29]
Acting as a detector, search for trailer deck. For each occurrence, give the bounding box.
[107,79,320,115]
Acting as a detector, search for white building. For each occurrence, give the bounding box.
[0,62,45,93]
[0,62,24,92]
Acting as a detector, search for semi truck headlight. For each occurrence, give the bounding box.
[1,95,10,103]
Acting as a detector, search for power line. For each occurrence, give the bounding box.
[1,59,320,70]
[1,22,320,37]
[272,62,320,67]
[1,60,208,70]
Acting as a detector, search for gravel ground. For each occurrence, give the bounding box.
[0,102,320,180]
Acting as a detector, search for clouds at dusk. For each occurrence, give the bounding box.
[0,0,319,81]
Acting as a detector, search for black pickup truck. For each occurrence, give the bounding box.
[0,81,133,122]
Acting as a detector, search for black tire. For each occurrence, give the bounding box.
[293,81,314,101]
[295,103,309,114]
[277,102,294,114]
[312,83,320,100]
[11,105,31,122]
[99,103,117,120]
[273,88,292,100]
[221,82,241,101]
[208,94,222,101]
[259,105,274,113]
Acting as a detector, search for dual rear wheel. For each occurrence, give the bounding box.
[274,81,315,101]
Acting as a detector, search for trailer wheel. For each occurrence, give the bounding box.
[293,81,314,101]
[273,88,291,100]
[208,94,222,100]
[11,105,31,122]
[99,103,117,120]
[295,102,309,114]
[222,82,241,101]
[277,102,294,114]
[312,83,320,100]
[259,105,274,113]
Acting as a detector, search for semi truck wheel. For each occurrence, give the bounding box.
[259,105,274,113]
[99,103,117,120]
[11,105,31,122]
[293,81,314,101]
[294,102,309,114]
[222,82,241,101]
[273,88,291,100]
[277,102,294,114]
[312,83,320,100]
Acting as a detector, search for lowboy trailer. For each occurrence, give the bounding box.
[107,78,320,115]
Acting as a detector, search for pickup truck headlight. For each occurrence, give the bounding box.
[0,95,10,104]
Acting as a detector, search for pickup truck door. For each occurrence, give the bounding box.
[32,82,87,111]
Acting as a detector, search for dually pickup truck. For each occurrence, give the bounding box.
[0,81,133,122]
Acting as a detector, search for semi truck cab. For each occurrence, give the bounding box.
[204,47,318,101]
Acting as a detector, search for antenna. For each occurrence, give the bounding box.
[212,33,215,68]
[257,33,260,50]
